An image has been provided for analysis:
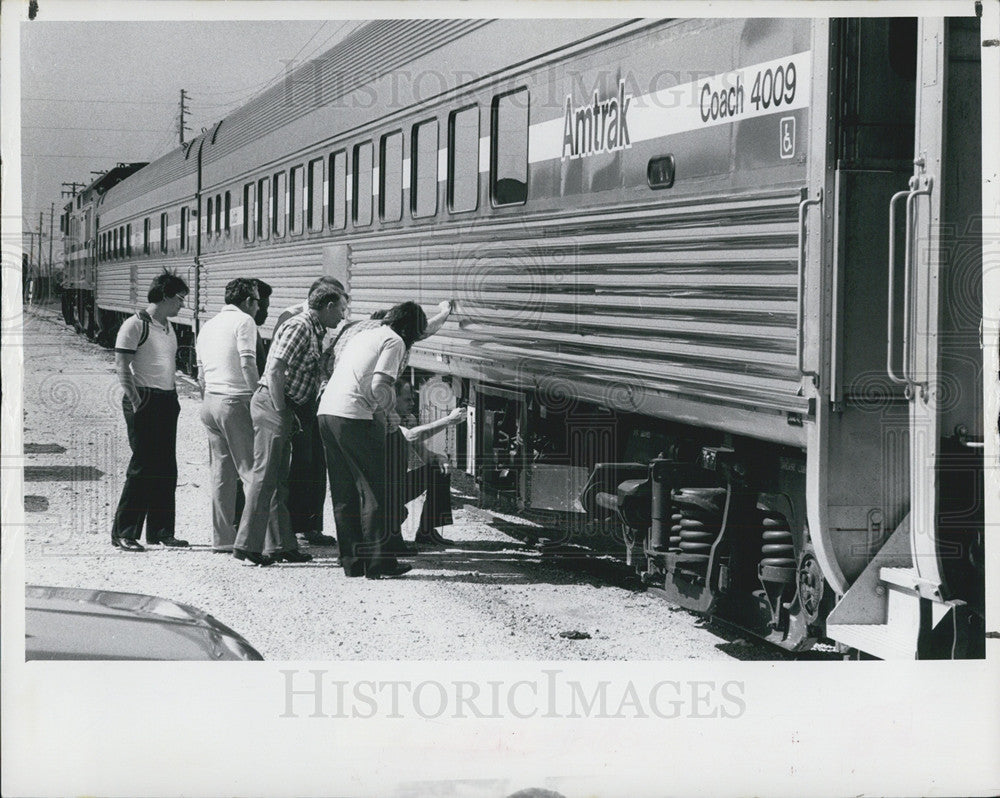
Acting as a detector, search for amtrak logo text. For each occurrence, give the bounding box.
[562,80,633,160]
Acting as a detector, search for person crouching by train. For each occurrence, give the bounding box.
[386,382,468,549]
[110,269,190,552]
[194,278,262,553]
[316,301,429,578]
[233,282,348,566]
[272,275,347,549]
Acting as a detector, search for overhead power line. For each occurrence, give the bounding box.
[22,96,178,106]
[23,125,172,133]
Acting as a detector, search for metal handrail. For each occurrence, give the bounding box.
[903,177,933,388]
[796,189,823,378]
[886,188,911,384]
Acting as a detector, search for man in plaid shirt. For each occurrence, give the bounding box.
[233,282,348,566]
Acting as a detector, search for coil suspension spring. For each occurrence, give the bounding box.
[759,510,795,570]
[670,488,728,571]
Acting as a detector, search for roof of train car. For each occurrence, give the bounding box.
[97,20,490,211]
[202,19,493,166]
[100,141,200,210]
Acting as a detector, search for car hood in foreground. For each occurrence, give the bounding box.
[25,585,264,661]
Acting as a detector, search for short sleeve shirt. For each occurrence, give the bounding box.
[322,318,411,382]
[317,326,406,419]
[195,305,259,395]
[261,308,325,405]
[115,312,177,390]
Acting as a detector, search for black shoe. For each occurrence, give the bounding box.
[232,548,273,567]
[414,532,454,547]
[365,561,412,579]
[384,541,419,555]
[271,549,313,563]
[113,538,145,552]
[159,535,189,548]
[300,532,336,546]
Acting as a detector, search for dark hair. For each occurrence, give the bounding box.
[251,278,273,299]
[224,278,259,307]
[309,276,345,295]
[369,309,389,320]
[382,301,427,349]
[307,283,345,311]
[147,269,188,303]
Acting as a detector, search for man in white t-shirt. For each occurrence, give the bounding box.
[110,269,189,551]
[317,301,428,579]
[195,278,261,552]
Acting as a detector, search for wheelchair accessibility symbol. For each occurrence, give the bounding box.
[780,116,796,159]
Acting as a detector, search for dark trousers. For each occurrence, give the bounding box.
[288,400,328,536]
[386,429,453,542]
[111,388,180,543]
[318,415,398,576]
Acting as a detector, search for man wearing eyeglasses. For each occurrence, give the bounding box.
[195,278,262,553]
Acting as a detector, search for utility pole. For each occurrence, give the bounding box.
[39,212,46,300]
[49,202,55,281]
[178,89,191,145]
[61,181,86,198]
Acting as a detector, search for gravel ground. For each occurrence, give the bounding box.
[20,303,790,661]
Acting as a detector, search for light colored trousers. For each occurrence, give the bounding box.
[234,387,299,555]
[200,392,254,550]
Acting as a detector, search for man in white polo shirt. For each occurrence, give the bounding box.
[317,301,428,579]
[111,269,189,551]
[195,278,261,552]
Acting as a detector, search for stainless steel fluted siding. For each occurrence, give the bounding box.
[96,261,132,313]
[349,191,806,416]
[199,240,328,338]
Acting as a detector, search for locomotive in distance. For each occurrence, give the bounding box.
[60,17,987,659]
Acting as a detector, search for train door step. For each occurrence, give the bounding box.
[827,565,953,659]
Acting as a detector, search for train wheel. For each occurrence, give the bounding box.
[784,540,834,650]
[795,546,827,626]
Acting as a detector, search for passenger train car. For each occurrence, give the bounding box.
[61,17,989,658]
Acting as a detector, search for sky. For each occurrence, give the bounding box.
[18,17,361,261]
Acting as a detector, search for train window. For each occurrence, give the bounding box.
[289,165,304,235]
[379,131,403,223]
[329,151,346,230]
[126,223,132,257]
[411,119,439,218]
[143,218,150,254]
[257,177,270,241]
[160,212,168,253]
[448,105,479,213]
[647,155,676,190]
[180,208,188,251]
[215,193,222,235]
[112,229,118,259]
[353,141,373,227]
[224,191,231,234]
[490,88,528,206]
[120,226,126,257]
[243,183,255,243]
[207,197,213,236]
[273,172,287,237]
[307,157,324,232]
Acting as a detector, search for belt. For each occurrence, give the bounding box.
[136,386,176,395]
